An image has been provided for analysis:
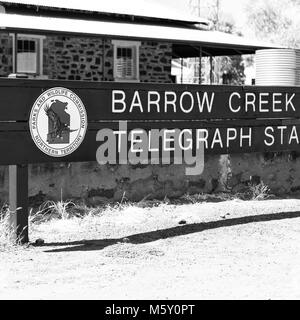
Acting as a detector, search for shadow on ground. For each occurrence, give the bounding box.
[36,210,300,253]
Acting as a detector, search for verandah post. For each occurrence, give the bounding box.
[9,164,29,244]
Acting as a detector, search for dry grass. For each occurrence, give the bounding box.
[0,206,28,248]
[247,181,271,200]
[0,183,273,248]
[182,182,272,204]
[0,207,13,246]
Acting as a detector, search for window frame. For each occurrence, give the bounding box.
[112,40,141,82]
[10,34,45,75]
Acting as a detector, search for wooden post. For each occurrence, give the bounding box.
[210,55,213,84]
[102,38,105,80]
[9,164,29,244]
[181,58,183,84]
[199,46,202,84]
[14,32,18,73]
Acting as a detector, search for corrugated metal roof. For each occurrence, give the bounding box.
[0,0,210,25]
[0,13,282,56]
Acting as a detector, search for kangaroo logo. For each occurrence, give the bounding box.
[29,87,88,157]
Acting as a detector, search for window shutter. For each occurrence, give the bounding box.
[116,47,135,79]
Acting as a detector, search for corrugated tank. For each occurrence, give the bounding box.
[255,49,300,86]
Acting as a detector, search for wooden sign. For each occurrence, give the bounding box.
[0,79,300,165]
[1,78,299,243]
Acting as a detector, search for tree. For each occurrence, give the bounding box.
[208,12,246,85]
[216,21,246,85]
[188,0,246,85]
[246,0,300,48]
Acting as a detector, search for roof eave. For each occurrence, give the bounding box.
[0,13,284,56]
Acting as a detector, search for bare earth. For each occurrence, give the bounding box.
[2,198,300,300]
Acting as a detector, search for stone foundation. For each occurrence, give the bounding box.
[0,152,299,206]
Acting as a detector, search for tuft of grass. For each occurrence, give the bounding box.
[37,199,76,220]
[0,206,25,248]
[247,181,271,201]
[181,192,233,204]
[0,207,12,246]
[34,200,110,222]
[181,182,272,204]
[33,188,80,221]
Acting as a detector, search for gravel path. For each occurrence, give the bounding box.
[2,199,300,300]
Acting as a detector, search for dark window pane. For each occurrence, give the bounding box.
[127,48,132,58]
[29,41,35,52]
[17,39,37,53]
[17,40,23,52]
[117,47,133,59]
[24,40,29,52]
[117,47,122,58]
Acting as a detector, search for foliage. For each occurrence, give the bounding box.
[198,2,246,85]
[246,0,300,47]
[247,181,271,200]
[218,55,245,85]
[213,21,246,85]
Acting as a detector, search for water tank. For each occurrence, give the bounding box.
[255,49,300,86]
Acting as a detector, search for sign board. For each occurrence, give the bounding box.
[2,78,300,243]
[1,79,300,166]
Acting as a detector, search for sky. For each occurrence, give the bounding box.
[152,0,250,35]
[2,0,249,30]
[2,0,252,37]
[152,0,248,21]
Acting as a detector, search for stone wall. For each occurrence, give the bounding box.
[43,36,114,81]
[140,41,173,83]
[1,152,300,207]
[0,35,174,83]
[43,37,173,83]
[0,33,12,77]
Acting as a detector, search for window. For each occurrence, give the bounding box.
[11,34,45,75]
[112,40,140,81]
[116,47,134,79]
[17,38,38,73]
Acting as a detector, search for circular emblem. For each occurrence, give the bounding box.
[29,87,88,157]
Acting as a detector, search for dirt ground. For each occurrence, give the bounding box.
[2,198,300,300]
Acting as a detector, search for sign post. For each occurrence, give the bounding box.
[9,164,29,244]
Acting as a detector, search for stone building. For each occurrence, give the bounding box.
[0,0,297,205]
